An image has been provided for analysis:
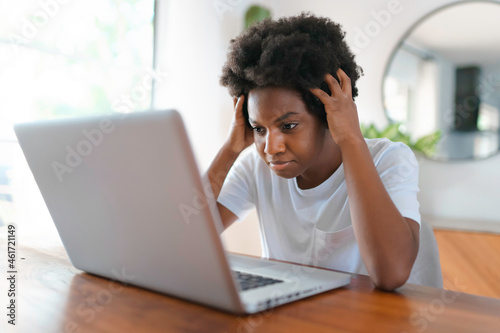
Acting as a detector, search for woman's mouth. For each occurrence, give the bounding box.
[269,160,293,171]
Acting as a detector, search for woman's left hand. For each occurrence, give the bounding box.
[309,69,363,146]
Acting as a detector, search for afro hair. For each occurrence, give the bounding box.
[220,12,363,125]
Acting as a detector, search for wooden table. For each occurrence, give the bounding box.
[1,231,500,333]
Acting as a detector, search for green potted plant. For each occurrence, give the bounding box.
[245,5,271,29]
[360,123,441,158]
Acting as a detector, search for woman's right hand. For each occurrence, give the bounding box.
[225,95,254,154]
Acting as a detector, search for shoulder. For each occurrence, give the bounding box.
[364,138,419,183]
[365,138,416,165]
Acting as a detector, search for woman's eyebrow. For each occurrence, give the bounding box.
[248,111,298,125]
[274,112,299,123]
[249,112,299,125]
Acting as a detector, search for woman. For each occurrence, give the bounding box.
[207,13,429,291]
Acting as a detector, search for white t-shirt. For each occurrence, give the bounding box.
[218,138,421,277]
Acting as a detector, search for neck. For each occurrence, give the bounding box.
[296,133,343,190]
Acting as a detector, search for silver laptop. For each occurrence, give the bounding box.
[14,110,351,314]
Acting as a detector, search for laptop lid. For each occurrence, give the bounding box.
[14,110,245,313]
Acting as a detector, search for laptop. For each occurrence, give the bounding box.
[13,110,351,314]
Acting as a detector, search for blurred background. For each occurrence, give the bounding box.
[0,0,154,233]
[1,0,499,261]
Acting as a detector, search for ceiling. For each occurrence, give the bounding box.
[407,1,500,66]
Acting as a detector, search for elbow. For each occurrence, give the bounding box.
[372,275,407,291]
[368,244,418,291]
[371,267,411,292]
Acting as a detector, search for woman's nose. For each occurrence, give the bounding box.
[264,131,285,155]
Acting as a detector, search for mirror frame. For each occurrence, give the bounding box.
[381,0,500,162]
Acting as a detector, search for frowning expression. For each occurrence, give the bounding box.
[247,86,337,188]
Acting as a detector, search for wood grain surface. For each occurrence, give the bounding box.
[434,229,500,299]
[1,230,499,333]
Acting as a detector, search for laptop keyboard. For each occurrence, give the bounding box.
[233,270,284,291]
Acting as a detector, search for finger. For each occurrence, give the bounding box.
[324,73,343,96]
[233,94,244,109]
[309,87,331,104]
[236,94,245,108]
[336,68,352,96]
[234,95,245,119]
[233,94,244,108]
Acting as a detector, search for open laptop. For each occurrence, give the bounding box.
[14,110,351,314]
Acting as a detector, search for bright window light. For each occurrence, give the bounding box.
[0,0,155,230]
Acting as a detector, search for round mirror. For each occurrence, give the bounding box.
[383,1,500,161]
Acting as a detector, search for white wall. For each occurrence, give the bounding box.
[153,0,229,170]
[155,0,500,254]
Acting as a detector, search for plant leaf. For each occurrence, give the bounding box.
[245,5,271,29]
[364,124,379,139]
[413,131,442,157]
[380,123,401,141]
[360,123,442,157]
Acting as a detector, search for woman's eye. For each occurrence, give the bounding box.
[283,123,297,130]
[252,127,265,134]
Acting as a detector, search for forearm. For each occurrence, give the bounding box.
[205,143,241,201]
[204,143,243,231]
[340,137,419,290]
[205,95,252,231]
[310,70,418,289]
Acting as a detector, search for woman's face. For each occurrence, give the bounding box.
[247,86,339,188]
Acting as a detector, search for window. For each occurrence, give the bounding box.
[0,0,155,228]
